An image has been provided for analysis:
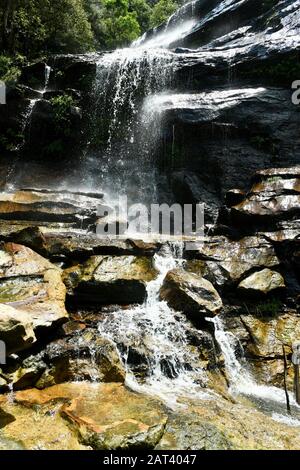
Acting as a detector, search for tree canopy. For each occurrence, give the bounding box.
[0,0,181,73]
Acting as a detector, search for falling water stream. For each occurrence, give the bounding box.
[97,242,214,409]
[211,316,300,425]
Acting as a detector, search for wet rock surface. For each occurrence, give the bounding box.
[185,235,280,289]
[10,383,168,450]
[157,396,300,450]
[228,168,300,233]
[160,268,222,322]
[1,383,300,450]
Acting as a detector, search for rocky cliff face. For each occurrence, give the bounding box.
[0,0,300,451]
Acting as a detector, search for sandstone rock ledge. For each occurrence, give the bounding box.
[1,383,300,450]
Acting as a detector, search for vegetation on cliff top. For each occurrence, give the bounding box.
[0,0,182,82]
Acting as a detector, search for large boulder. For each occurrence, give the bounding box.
[36,328,125,388]
[0,330,126,393]
[20,62,48,90]
[65,255,157,305]
[0,305,36,354]
[159,268,222,322]
[238,268,285,297]
[0,243,68,350]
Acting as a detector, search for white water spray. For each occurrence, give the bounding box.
[210,315,300,425]
[97,242,213,408]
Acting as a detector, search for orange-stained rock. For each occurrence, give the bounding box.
[14,382,167,450]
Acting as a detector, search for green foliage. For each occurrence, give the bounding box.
[101,0,141,48]
[0,0,94,56]
[262,0,279,10]
[250,135,278,155]
[149,0,177,28]
[43,0,95,53]
[45,139,65,155]
[50,94,75,136]
[0,0,182,56]
[129,0,151,32]
[0,128,24,152]
[255,299,282,318]
[0,55,21,84]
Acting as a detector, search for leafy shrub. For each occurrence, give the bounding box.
[50,94,77,139]
[150,0,177,28]
[0,56,21,84]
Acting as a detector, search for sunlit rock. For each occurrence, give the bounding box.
[0,393,88,450]
[160,268,222,321]
[238,269,285,296]
[64,255,157,305]
[12,383,168,450]
[156,397,300,450]
[0,189,102,227]
[185,236,279,289]
[0,243,68,341]
[230,169,300,231]
[0,304,36,354]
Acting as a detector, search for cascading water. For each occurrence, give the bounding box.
[4,64,52,191]
[97,242,214,408]
[83,1,202,206]
[89,47,179,205]
[3,98,38,191]
[210,316,300,425]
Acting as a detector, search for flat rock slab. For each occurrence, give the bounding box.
[156,397,300,450]
[0,189,104,227]
[13,382,168,450]
[65,255,157,305]
[0,224,162,260]
[0,396,88,450]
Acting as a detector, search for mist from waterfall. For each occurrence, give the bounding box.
[86,1,201,206]
[88,47,178,206]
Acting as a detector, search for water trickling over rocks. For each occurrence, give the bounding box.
[0,0,300,450]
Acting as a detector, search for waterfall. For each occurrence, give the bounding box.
[43,65,51,94]
[89,47,178,205]
[85,1,202,206]
[97,242,214,409]
[210,316,300,425]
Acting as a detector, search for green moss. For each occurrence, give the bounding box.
[0,277,42,303]
[255,299,282,318]
[250,136,279,155]
[50,94,75,128]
